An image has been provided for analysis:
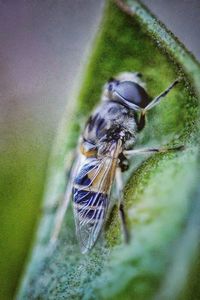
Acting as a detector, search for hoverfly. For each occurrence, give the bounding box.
[51,72,182,254]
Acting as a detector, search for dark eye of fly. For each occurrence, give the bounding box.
[114,81,150,108]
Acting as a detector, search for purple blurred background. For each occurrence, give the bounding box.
[0,1,104,147]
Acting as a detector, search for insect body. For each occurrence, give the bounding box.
[51,72,180,253]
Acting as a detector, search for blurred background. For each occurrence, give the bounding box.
[0,1,199,299]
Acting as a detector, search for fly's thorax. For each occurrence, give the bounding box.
[83,100,138,156]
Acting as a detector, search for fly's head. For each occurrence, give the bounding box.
[102,71,152,112]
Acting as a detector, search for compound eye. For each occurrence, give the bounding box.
[115,81,150,108]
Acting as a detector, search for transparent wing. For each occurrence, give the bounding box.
[73,140,122,253]
[50,150,83,244]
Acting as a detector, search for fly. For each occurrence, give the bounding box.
[51,72,183,253]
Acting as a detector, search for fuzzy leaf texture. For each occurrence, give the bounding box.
[17,1,200,299]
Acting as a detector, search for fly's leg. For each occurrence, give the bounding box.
[124,145,184,157]
[115,167,130,244]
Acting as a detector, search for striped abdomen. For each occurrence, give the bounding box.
[72,140,122,253]
[73,157,108,226]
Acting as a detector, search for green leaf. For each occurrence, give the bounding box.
[17,1,200,299]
